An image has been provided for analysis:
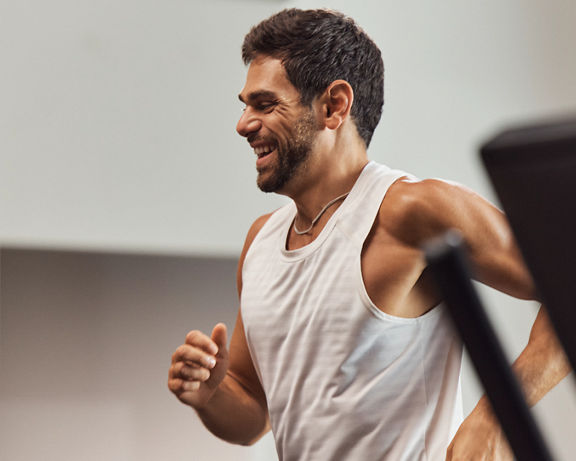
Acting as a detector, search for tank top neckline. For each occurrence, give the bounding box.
[280,161,378,261]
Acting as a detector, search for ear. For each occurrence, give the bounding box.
[323,80,354,131]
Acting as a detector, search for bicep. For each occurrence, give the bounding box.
[465,206,536,300]
[440,183,536,299]
[398,179,537,300]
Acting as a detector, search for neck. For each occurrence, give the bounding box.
[293,190,351,235]
[285,149,368,239]
[281,123,369,233]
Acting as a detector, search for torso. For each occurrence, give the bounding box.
[285,177,442,319]
[239,163,465,460]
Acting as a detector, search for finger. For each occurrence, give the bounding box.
[181,380,201,392]
[172,344,217,369]
[211,323,228,354]
[176,362,211,382]
[168,377,200,394]
[168,377,190,394]
[185,330,219,355]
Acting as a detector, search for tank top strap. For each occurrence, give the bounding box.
[337,161,412,247]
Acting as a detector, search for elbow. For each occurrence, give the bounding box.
[217,424,270,446]
[237,438,259,447]
[238,422,271,446]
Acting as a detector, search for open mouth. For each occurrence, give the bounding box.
[254,144,277,161]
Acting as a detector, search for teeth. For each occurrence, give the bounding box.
[254,145,275,156]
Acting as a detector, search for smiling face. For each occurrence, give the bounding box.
[237,56,319,193]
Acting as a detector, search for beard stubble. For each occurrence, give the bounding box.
[257,110,318,193]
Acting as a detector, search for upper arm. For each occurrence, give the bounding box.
[386,178,537,300]
[228,213,272,408]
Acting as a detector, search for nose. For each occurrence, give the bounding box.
[236,108,262,138]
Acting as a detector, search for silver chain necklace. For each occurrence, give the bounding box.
[293,191,350,235]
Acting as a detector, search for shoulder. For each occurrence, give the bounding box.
[245,213,274,249]
[236,212,274,294]
[373,175,536,299]
[380,177,498,247]
[385,176,481,216]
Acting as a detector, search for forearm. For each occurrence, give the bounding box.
[474,306,570,416]
[511,306,571,405]
[195,372,270,446]
[450,307,572,459]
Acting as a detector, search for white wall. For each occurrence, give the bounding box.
[1,1,576,459]
[0,0,287,256]
[2,0,575,255]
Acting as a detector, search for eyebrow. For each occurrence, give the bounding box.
[238,90,278,104]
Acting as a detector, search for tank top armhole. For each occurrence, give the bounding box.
[336,165,433,323]
[354,253,446,323]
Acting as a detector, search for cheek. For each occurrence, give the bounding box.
[272,106,298,130]
[268,120,293,144]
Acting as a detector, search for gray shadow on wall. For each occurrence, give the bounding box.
[0,248,241,460]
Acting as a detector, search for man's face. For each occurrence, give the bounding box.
[237,56,318,193]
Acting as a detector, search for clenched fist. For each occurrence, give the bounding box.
[168,323,229,410]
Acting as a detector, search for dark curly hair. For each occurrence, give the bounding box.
[242,8,384,148]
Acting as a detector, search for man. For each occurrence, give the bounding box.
[168,9,570,460]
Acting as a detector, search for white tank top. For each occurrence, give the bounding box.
[241,162,463,461]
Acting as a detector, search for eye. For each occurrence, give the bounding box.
[256,101,277,112]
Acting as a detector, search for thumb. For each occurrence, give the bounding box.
[211,323,228,354]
